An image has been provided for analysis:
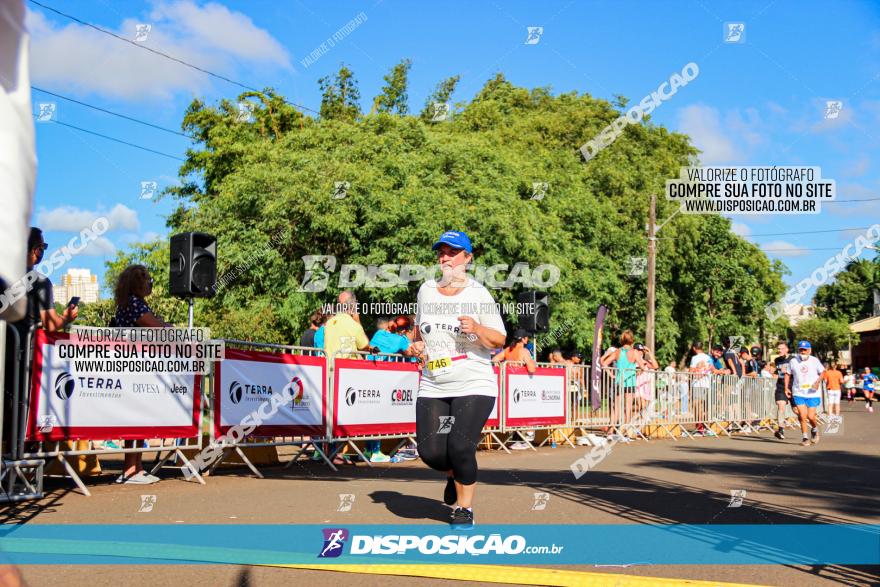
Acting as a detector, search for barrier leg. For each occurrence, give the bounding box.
[173,449,206,485]
[205,448,231,476]
[233,446,264,479]
[55,454,90,497]
[148,448,176,477]
[490,432,511,454]
[346,440,372,466]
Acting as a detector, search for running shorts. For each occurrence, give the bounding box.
[826,390,841,404]
[792,396,821,408]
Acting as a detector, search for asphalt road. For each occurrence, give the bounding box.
[4,401,878,587]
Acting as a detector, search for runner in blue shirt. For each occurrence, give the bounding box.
[861,367,877,413]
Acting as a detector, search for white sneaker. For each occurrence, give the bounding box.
[116,471,158,485]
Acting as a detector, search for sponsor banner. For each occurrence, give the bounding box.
[0,524,876,565]
[26,330,200,441]
[214,348,326,437]
[333,358,420,436]
[505,365,566,427]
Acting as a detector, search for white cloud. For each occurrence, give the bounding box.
[80,237,116,256]
[677,104,743,164]
[730,222,751,237]
[807,98,854,133]
[761,240,810,257]
[27,1,291,101]
[149,1,291,65]
[842,154,870,177]
[36,203,139,232]
[143,231,162,242]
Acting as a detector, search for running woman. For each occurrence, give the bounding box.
[410,231,506,530]
[861,367,877,413]
[821,362,844,422]
[773,341,794,439]
[785,340,825,446]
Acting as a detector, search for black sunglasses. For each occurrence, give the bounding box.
[35,243,48,251]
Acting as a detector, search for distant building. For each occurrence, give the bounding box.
[53,269,100,305]
[784,304,815,326]
[849,316,879,371]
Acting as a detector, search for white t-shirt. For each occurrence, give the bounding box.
[689,352,712,388]
[789,355,825,398]
[416,278,506,398]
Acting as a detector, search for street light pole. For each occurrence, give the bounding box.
[646,195,679,356]
[647,193,657,355]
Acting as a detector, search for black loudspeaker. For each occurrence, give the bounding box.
[169,232,217,297]
[517,290,549,333]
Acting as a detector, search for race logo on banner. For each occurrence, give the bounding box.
[27,331,200,440]
[333,359,420,437]
[215,348,325,437]
[505,365,566,427]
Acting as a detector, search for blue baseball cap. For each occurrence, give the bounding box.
[432,230,472,254]
[798,340,811,350]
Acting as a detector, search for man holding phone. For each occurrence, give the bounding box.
[11,227,77,339]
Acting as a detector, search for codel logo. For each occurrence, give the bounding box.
[346,386,357,406]
[513,388,521,404]
[286,376,305,405]
[391,388,413,404]
[229,381,243,404]
[54,372,75,400]
[318,528,349,558]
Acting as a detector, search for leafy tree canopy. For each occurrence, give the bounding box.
[90,62,787,363]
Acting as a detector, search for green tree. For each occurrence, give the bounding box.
[319,64,361,121]
[372,59,412,115]
[792,317,857,361]
[103,62,787,361]
[814,258,879,323]
[420,75,460,121]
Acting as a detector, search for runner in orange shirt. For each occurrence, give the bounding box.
[821,362,844,423]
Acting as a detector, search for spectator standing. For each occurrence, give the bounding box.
[601,330,647,441]
[493,329,536,450]
[299,310,325,349]
[112,265,171,484]
[688,342,713,436]
[633,343,658,414]
[322,291,369,465]
[323,291,369,360]
[11,228,77,338]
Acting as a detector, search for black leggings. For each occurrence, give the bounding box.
[416,395,495,485]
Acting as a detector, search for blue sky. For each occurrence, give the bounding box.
[26,0,880,299]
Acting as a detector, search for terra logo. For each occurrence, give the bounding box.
[345,386,357,406]
[54,372,75,400]
[229,381,243,404]
[318,528,349,558]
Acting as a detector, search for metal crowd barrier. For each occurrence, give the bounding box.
[2,329,813,496]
